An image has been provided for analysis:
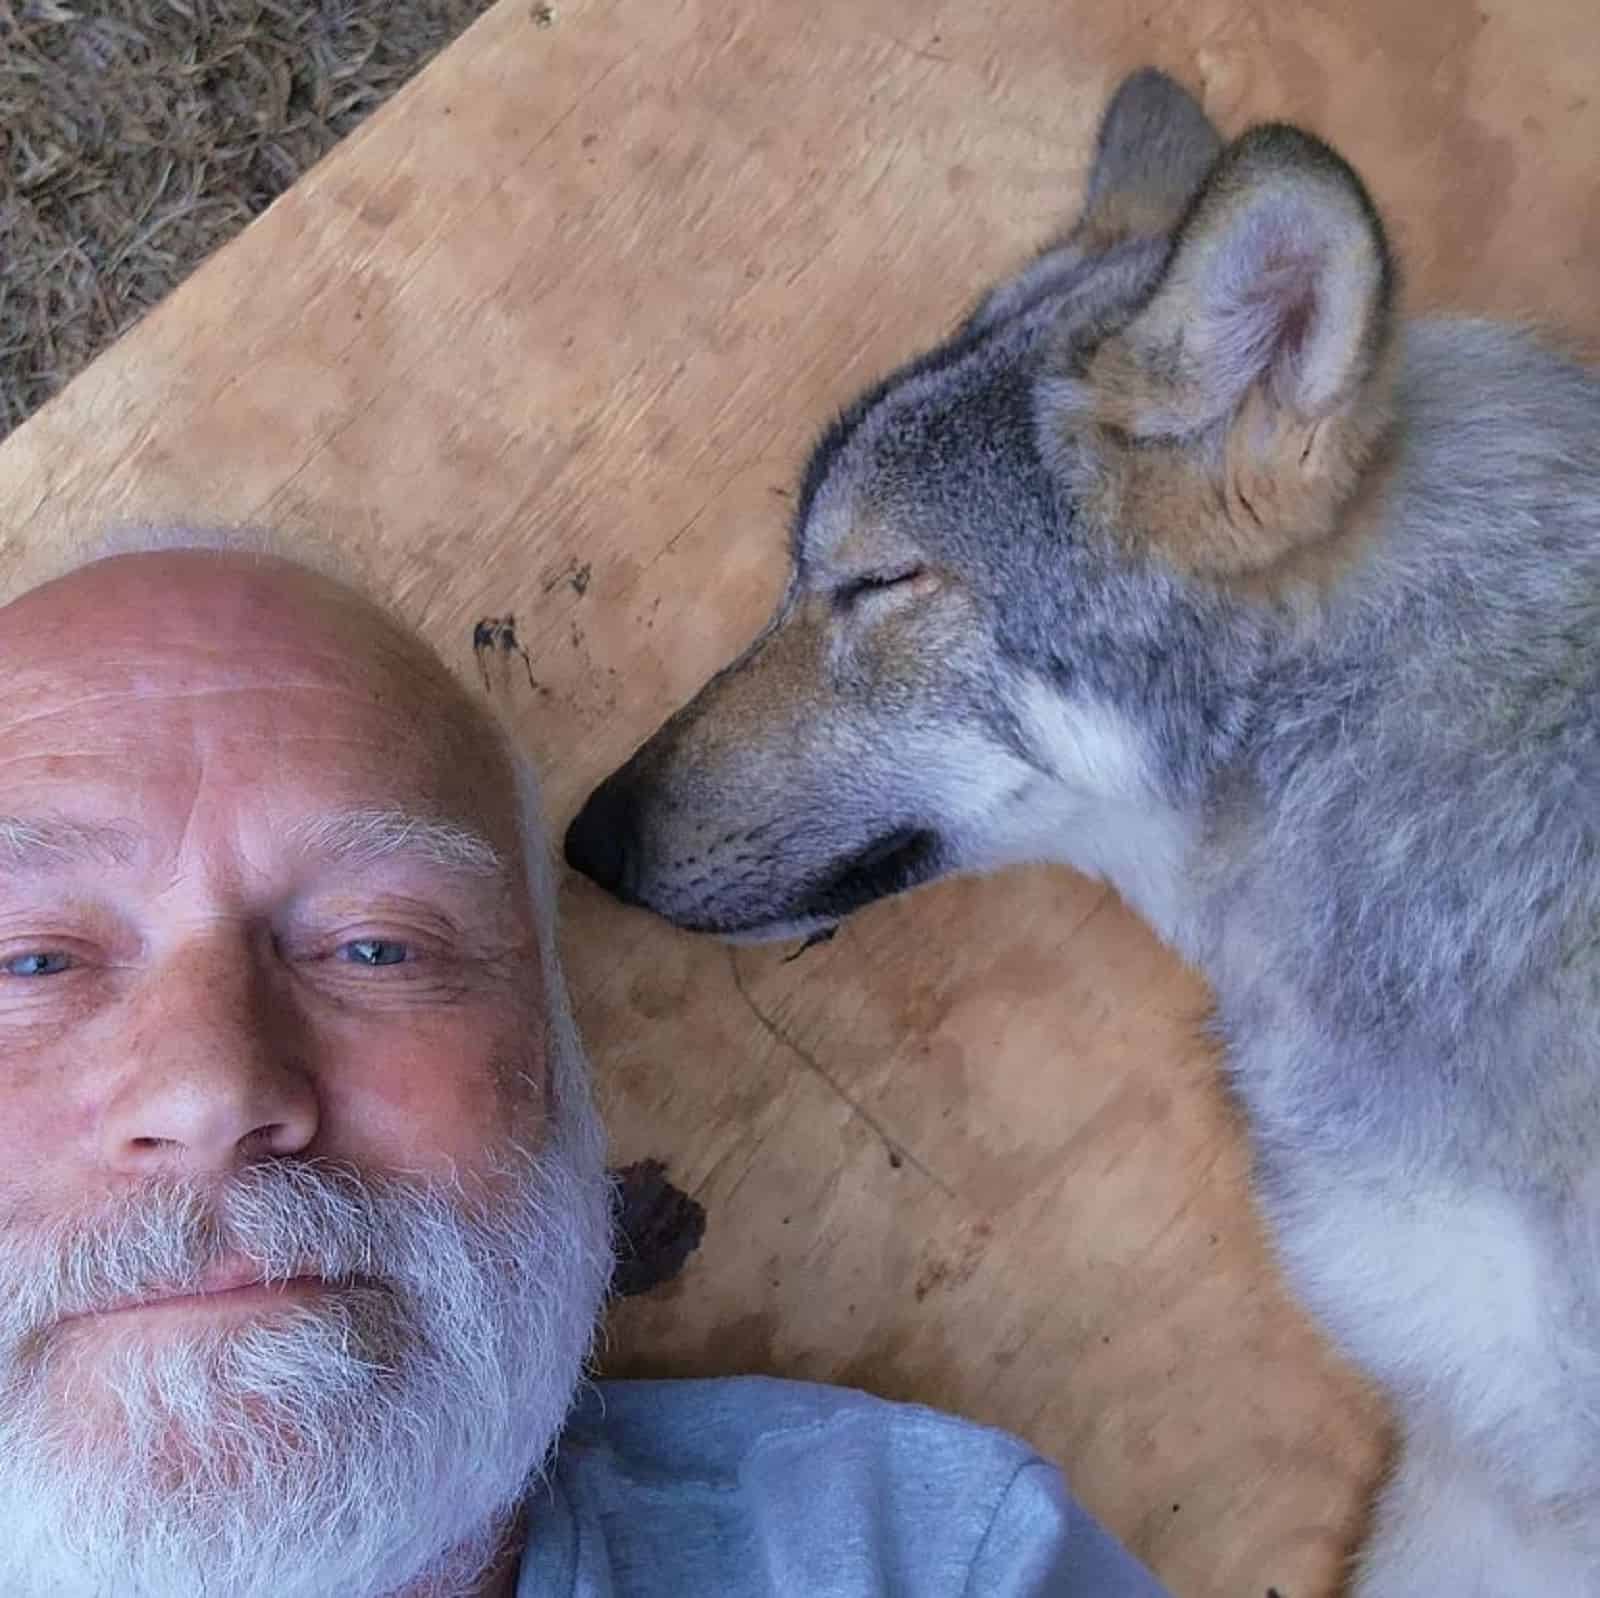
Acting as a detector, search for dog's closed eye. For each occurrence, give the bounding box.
[832,566,936,611]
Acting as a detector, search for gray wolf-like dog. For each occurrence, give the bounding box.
[566,71,1600,1594]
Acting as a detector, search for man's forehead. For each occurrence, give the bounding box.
[0,551,525,860]
[0,806,508,881]
[2,558,413,690]
[2,548,351,626]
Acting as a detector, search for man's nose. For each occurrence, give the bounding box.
[100,935,319,1175]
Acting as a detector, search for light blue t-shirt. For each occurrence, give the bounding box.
[517,1377,1170,1596]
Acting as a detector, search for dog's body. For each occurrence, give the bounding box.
[567,73,1600,1593]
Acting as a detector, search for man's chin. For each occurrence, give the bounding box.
[0,1281,582,1598]
[0,1136,613,1598]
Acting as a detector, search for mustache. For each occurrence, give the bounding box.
[0,1156,528,1345]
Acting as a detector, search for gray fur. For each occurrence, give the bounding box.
[1083,66,1225,216]
[965,68,1221,336]
[568,71,1600,1592]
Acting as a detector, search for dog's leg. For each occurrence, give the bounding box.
[1355,1431,1599,1598]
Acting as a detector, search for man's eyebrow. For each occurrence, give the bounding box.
[285,809,507,876]
[0,816,138,872]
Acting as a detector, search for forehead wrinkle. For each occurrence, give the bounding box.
[0,680,376,742]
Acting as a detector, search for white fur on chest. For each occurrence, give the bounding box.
[1268,1169,1592,1499]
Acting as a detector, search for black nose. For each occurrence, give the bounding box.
[564,776,642,901]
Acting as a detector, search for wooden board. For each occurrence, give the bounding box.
[1,3,1594,1592]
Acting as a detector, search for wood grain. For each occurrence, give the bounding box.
[0,2,1593,1592]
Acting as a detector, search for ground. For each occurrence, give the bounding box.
[1,0,491,435]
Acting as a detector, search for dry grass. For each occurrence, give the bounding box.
[0,0,493,437]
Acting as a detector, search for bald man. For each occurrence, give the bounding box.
[0,541,1168,1598]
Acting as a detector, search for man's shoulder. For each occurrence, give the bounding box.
[561,1374,1044,1485]
[527,1377,1170,1597]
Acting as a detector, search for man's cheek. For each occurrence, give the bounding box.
[0,1054,102,1217]
[321,1008,543,1171]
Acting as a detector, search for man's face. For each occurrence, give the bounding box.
[0,552,612,1598]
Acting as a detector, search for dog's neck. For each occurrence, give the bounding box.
[985,679,1206,959]
[1082,801,1199,957]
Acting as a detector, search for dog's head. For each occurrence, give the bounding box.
[567,71,1397,942]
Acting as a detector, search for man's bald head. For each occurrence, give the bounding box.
[0,545,525,870]
[0,540,612,1598]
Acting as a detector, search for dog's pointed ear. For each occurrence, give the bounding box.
[1045,124,1398,578]
[964,71,1219,336]
[1108,124,1395,431]
[1073,69,1222,252]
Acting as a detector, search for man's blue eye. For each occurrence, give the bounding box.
[3,951,73,978]
[340,939,410,968]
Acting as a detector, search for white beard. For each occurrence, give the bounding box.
[0,1100,613,1598]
